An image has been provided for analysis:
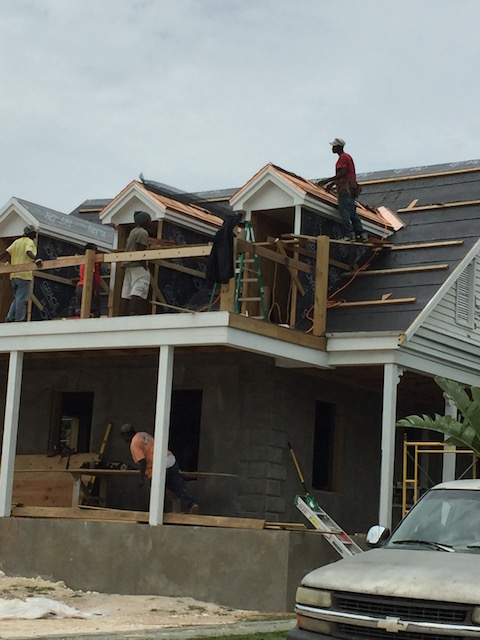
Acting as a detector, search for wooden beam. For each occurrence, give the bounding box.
[80,249,95,319]
[331,297,416,308]
[385,240,463,251]
[398,199,480,213]
[343,264,449,277]
[102,245,212,264]
[268,236,350,271]
[155,259,206,279]
[151,301,197,314]
[35,272,76,286]
[30,293,44,311]
[228,312,327,351]
[236,239,315,275]
[220,279,235,312]
[275,239,305,296]
[313,236,329,336]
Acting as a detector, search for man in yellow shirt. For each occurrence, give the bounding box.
[1,225,42,322]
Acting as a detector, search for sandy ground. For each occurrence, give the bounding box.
[0,572,292,639]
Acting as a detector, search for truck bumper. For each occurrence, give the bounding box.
[287,625,333,640]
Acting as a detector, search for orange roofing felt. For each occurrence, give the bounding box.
[101,181,223,227]
[230,163,393,231]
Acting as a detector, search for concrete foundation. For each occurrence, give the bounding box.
[0,517,341,611]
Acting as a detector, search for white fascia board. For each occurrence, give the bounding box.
[396,350,480,387]
[100,185,158,225]
[0,313,230,353]
[225,327,330,368]
[302,195,340,219]
[162,210,218,236]
[326,333,401,366]
[403,239,480,342]
[328,350,398,366]
[327,332,401,351]
[231,170,302,211]
[0,313,328,369]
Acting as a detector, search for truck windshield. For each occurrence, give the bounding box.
[387,489,480,552]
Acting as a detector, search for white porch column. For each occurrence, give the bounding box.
[379,363,402,529]
[442,397,457,482]
[0,351,24,517]
[149,345,174,526]
[294,205,302,235]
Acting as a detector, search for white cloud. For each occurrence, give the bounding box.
[0,0,479,211]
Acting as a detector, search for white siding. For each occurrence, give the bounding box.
[405,258,480,372]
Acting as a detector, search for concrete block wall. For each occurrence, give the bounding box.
[0,518,340,612]
[4,350,384,533]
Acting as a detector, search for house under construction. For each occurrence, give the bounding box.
[0,159,480,611]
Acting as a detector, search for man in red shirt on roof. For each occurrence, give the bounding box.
[318,138,368,242]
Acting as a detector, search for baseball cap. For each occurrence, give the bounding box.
[23,225,36,235]
[330,138,345,147]
[120,423,134,434]
[133,210,151,225]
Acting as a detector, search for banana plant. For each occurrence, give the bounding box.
[396,376,480,457]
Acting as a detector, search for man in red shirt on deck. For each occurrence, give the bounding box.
[318,138,368,242]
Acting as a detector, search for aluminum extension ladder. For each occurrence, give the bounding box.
[234,221,268,320]
[295,494,363,558]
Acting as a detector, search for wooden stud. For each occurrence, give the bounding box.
[220,279,235,312]
[275,239,305,296]
[398,199,480,213]
[331,297,416,308]
[313,236,329,336]
[343,264,449,277]
[80,250,95,319]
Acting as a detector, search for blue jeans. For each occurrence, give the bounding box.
[338,192,365,238]
[6,278,31,322]
[166,462,197,509]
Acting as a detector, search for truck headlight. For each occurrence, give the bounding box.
[296,586,332,608]
[472,607,480,625]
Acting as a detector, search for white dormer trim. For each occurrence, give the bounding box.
[231,168,303,210]
[100,183,219,236]
[0,198,38,238]
[0,198,112,249]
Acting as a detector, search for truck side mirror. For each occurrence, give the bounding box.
[366,524,390,547]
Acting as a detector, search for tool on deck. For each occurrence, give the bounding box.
[87,422,112,493]
[288,441,363,558]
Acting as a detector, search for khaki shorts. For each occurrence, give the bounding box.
[121,266,150,299]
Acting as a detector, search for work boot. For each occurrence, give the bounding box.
[342,235,355,242]
[356,232,368,242]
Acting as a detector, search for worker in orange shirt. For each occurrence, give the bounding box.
[120,424,199,514]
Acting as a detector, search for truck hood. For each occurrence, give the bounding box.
[302,548,480,605]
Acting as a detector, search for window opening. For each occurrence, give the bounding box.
[169,390,202,471]
[312,400,336,491]
[50,392,94,454]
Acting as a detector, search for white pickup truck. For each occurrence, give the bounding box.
[288,479,480,640]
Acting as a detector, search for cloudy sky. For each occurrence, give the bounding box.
[1,0,479,213]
